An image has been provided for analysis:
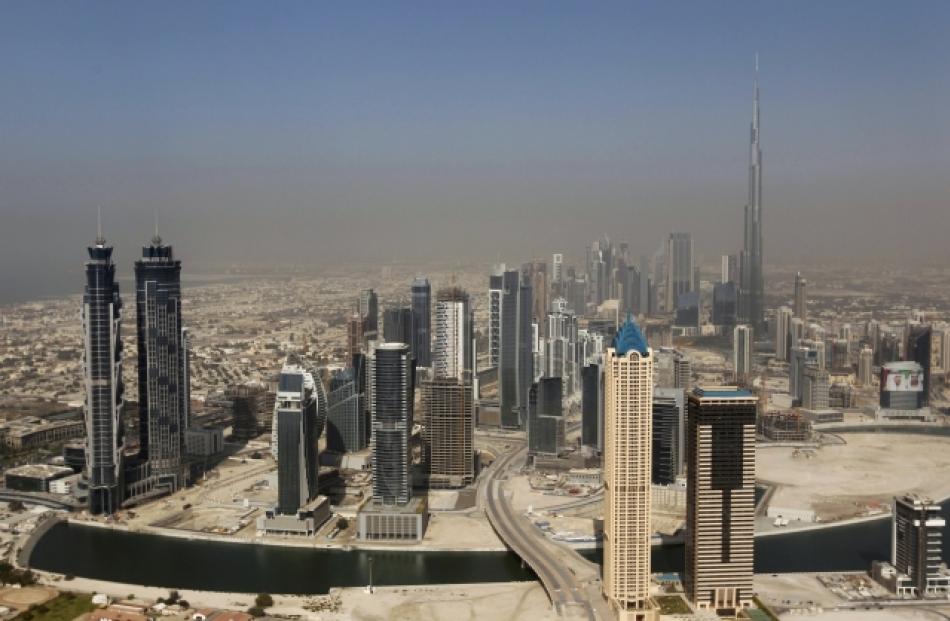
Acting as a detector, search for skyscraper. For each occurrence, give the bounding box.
[346,311,363,360]
[274,364,323,515]
[527,377,563,457]
[422,377,473,488]
[423,287,474,489]
[411,277,431,368]
[733,324,753,385]
[654,348,691,390]
[801,362,830,410]
[369,343,415,505]
[581,363,603,453]
[639,255,651,317]
[359,289,379,341]
[652,387,684,485]
[685,387,757,615]
[383,306,412,345]
[546,297,579,395]
[740,58,765,334]
[326,366,366,453]
[134,229,188,492]
[517,270,534,427]
[906,324,932,406]
[82,222,125,515]
[495,268,521,428]
[775,306,793,361]
[488,268,505,369]
[603,317,653,616]
[432,288,472,382]
[794,273,807,323]
[712,282,738,328]
[551,253,563,285]
[665,232,694,312]
[893,495,947,597]
[529,261,548,337]
[859,347,875,386]
[789,345,820,404]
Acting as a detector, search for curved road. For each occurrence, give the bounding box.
[484,443,598,620]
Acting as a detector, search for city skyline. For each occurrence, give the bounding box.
[4,4,950,619]
[2,2,950,304]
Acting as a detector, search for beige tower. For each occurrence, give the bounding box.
[603,318,656,619]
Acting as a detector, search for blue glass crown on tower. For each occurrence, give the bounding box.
[613,314,649,356]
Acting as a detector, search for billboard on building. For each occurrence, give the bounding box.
[881,364,924,392]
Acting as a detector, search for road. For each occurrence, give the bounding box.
[484,442,602,620]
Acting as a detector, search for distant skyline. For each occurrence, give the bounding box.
[1,1,949,302]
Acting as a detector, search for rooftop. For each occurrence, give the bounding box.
[4,464,74,480]
[692,386,754,399]
[613,315,648,356]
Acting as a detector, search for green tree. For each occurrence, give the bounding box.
[255,593,274,608]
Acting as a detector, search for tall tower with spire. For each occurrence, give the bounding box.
[82,211,126,514]
[135,217,189,491]
[740,55,765,333]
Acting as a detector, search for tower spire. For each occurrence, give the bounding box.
[95,206,106,246]
[152,210,162,246]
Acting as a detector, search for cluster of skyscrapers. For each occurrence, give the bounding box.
[341,279,477,540]
[82,222,192,514]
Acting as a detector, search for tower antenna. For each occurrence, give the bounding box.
[152,209,162,245]
[95,206,106,245]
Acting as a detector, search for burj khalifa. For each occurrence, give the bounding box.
[740,57,765,334]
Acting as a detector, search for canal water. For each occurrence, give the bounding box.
[27,505,924,595]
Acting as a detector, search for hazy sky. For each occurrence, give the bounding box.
[1,1,949,301]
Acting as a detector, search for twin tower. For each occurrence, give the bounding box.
[83,226,189,515]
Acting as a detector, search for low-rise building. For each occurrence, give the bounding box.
[185,426,225,457]
[3,464,75,492]
[0,417,84,451]
[757,411,811,442]
[256,495,331,536]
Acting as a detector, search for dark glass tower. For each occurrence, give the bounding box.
[134,231,188,491]
[666,232,694,311]
[652,387,684,485]
[516,268,534,428]
[82,227,125,515]
[712,282,739,328]
[274,366,321,515]
[370,343,415,505]
[498,269,520,428]
[740,58,765,334]
[581,363,602,452]
[327,367,366,453]
[383,306,412,344]
[359,289,378,341]
[527,377,562,456]
[906,325,932,406]
[411,277,431,368]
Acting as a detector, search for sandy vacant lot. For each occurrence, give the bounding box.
[784,609,950,620]
[0,585,58,609]
[38,572,554,621]
[339,582,557,621]
[758,433,950,521]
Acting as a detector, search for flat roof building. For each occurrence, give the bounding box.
[686,386,757,615]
